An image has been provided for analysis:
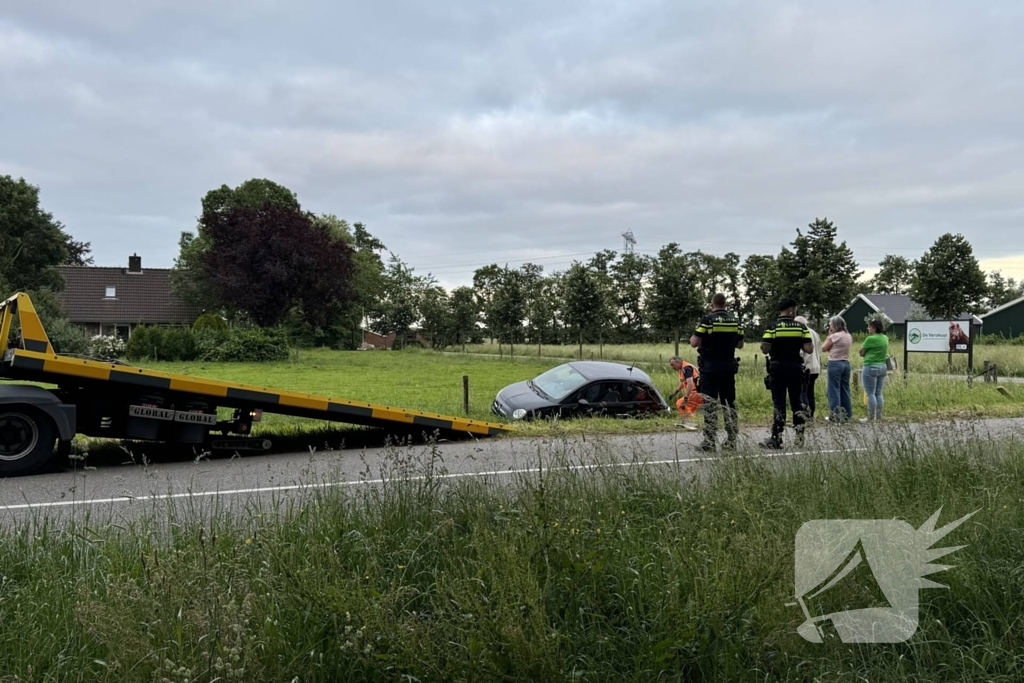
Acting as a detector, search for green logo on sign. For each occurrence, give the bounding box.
[909,329,921,344]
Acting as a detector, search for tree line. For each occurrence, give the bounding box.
[166,178,1014,353]
[4,173,1021,355]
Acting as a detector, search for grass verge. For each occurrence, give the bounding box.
[2,422,1023,681]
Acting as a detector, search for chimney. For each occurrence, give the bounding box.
[128,253,142,274]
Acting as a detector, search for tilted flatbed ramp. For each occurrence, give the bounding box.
[0,292,512,475]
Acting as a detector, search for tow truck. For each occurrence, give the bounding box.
[0,292,513,477]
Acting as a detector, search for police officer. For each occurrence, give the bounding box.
[689,293,744,451]
[759,297,814,449]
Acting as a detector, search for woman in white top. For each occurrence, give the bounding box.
[795,316,821,419]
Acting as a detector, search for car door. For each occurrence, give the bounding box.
[594,381,628,417]
[563,382,605,418]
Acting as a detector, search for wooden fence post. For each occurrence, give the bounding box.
[463,375,470,415]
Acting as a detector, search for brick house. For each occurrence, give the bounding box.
[55,254,203,339]
[360,328,396,349]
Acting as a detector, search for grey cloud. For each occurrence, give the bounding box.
[1,1,1023,285]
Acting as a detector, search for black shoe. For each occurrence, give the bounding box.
[697,441,715,453]
[723,438,737,451]
[759,438,782,450]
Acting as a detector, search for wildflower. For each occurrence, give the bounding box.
[596,528,601,534]
[620,510,625,515]
[731,520,735,525]
[398,565,405,569]
[258,514,263,519]
[552,522,559,529]
[700,505,705,510]
[245,538,252,545]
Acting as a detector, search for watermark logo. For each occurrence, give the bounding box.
[787,508,976,643]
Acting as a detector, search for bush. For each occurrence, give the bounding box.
[192,313,228,332]
[161,327,198,361]
[44,318,91,356]
[202,326,290,362]
[125,324,290,363]
[125,326,160,361]
[125,325,197,362]
[89,334,126,359]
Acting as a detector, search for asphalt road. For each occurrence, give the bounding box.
[2,416,1022,526]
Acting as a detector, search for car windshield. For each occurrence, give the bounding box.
[530,364,589,401]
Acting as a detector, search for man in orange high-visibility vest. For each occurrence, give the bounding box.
[668,356,703,430]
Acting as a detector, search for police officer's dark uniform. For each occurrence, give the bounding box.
[693,308,744,449]
[760,305,812,449]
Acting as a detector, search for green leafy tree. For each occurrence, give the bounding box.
[984,271,1024,310]
[418,286,452,350]
[740,255,784,331]
[691,251,742,314]
[646,244,702,356]
[371,254,433,348]
[519,263,552,350]
[869,255,914,295]
[306,217,389,349]
[472,264,504,343]
[448,286,480,351]
[776,217,862,327]
[561,262,604,358]
[610,252,653,342]
[911,233,988,319]
[489,266,527,355]
[586,251,618,350]
[545,271,566,344]
[0,175,89,294]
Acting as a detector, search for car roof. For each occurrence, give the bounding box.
[568,361,653,383]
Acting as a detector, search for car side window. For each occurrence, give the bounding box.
[632,382,656,405]
[577,383,604,404]
[600,382,623,403]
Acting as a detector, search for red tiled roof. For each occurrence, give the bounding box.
[54,265,203,325]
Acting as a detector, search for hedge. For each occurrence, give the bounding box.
[125,325,289,363]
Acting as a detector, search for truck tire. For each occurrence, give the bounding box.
[0,406,57,477]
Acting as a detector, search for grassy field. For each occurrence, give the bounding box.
[452,340,1024,377]
[2,426,1023,681]
[103,347,1024,445]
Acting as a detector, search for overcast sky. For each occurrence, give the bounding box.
[2,0,1023,289]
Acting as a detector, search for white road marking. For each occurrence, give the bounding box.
[1,447,867,511]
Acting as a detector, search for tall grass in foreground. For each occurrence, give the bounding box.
[2,424,1024,682]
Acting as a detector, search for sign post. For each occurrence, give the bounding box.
[903,318,974,376]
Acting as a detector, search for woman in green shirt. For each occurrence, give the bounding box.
[859,319,889,420]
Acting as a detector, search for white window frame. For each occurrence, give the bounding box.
[105,286,116,298]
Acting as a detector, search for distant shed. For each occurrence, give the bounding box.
[980,295,1024,340]
[835,294,981,340]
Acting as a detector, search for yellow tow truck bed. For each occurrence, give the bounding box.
[0,292,512,476]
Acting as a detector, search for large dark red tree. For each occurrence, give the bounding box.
[199,203,356,327]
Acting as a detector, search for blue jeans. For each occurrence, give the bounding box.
[826,360,853,420]
[862,364,887,419]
